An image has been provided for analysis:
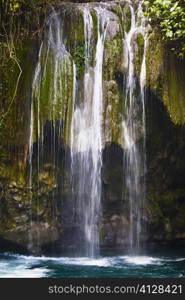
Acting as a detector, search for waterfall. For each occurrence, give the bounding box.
[71,8,108,257]
[30,10,74,252]
[122,1,147,253]
[28,92,34,251]
[30,6,109,256]
[28,41,43,252]
[28,1,148,256]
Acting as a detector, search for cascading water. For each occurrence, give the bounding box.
[28,1,147,256]
[28,93,34,251]
[30,10,74,252]
[122,1,147,253]
[30,6,108,257]
[28,42,43,252]
[70,8,108,257]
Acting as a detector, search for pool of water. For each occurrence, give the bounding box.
[0,251,185,278]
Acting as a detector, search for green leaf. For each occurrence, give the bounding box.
[166,31,173,38]
[170,2,178,12]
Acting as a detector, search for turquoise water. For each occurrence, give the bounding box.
[0,251,185,278]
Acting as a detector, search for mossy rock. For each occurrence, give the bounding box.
[146,32,185,125]
[172,207,185,232]
[134,33,144,77]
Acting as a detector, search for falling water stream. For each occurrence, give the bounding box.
[122,1,147,252]
[30,10,74,252]
[71,8,108,257]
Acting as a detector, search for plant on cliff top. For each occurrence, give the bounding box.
[144,0,185,58]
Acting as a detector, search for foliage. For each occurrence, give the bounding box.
[0,0,60,126]
[144,0,185,58]
[71,44,85,74]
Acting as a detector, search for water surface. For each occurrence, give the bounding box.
[0,251,185,278]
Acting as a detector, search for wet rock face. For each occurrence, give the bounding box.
[101,214,130,249]
[145,90,185,245]
[57,1,121,40]
[0,0,185,255]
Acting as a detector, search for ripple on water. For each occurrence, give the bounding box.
[0,253,185,278]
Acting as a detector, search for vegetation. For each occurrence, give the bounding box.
[0,1,58,127]
[0,0,59,35]
[144,0,185,58]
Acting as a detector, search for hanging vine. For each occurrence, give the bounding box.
[0,27,22,126]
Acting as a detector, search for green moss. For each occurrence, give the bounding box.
[0,163,27,187]
[65,9,84,47]
[102,27,124,146]
[145,32,165,93]
[146,195,165,230]
[91,10,98,49]
[146,187,185,237]
[70,44,85,75]
[111,5,124,36]
[33,41,74,146]
[134,33,144,77]
[104,80,123,145]
[123,3,131,33]
[163,51,185,125]
[111,3,131,34]
[0,39,36,147]
[146,32,185,125]
[172,207,185,231]
[159,190,185,216]
[104,35,123,80]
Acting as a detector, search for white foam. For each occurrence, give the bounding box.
[61,257,110,267]
[172,258,185,262]
[0,263,48,278]
[121,256,160,265]
[162,257,185,262]
[0,262,9,268]
[0,267,48,278]
[1,254,111,267]
[1,253,185,270]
